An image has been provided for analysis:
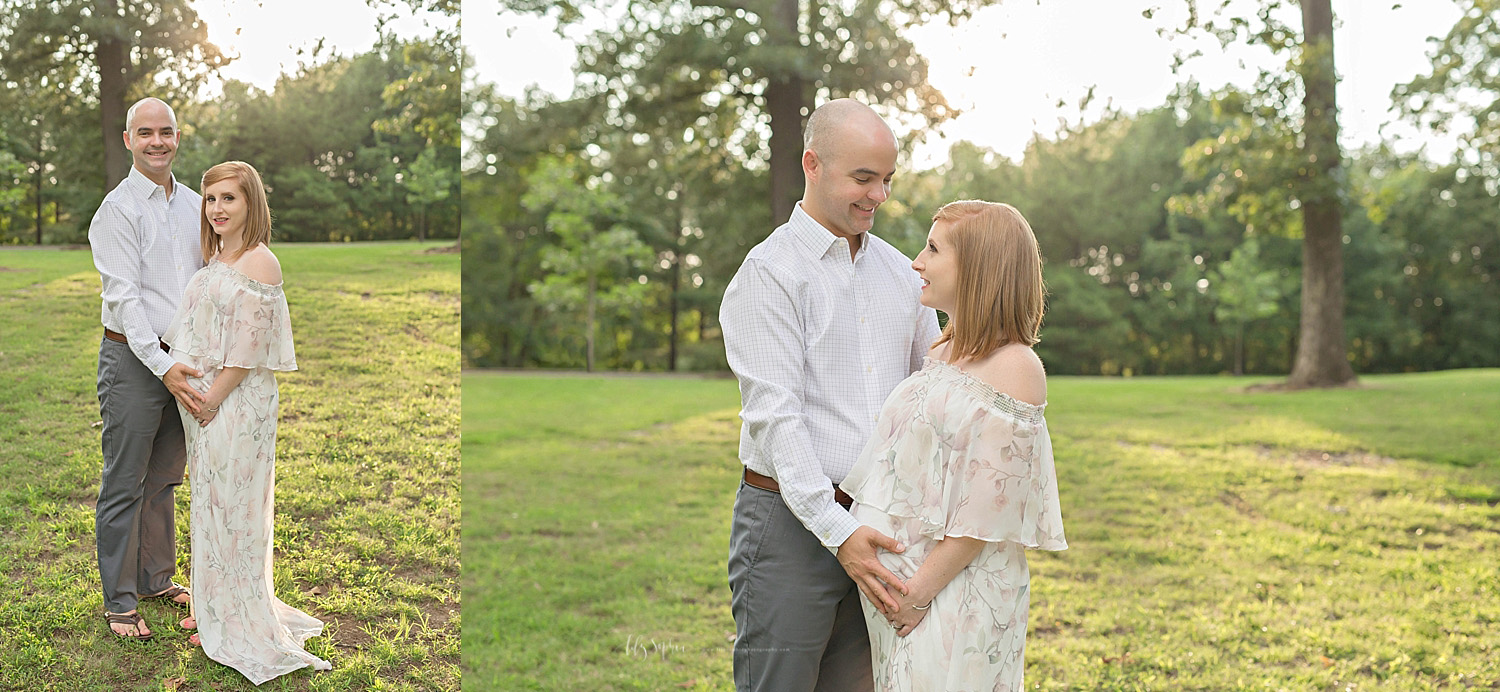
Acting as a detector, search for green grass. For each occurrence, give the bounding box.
[0,242,459,691]
[462,370,1500,690]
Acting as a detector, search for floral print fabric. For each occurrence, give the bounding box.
[165,260,330,684]
[841,357,1066,691]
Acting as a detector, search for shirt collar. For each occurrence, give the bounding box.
[789,201,864,261]
[125,165,179,201]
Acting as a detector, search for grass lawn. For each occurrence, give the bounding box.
[0,242,460,691]
[462,369,1500,690]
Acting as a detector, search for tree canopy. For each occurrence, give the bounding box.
[465,1,1500,376]
[0,1,459,245]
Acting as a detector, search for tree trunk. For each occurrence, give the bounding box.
[765,0,806,227]
[1287,0,1356,388]
[669,248,681,372]
[585,272,597,372]
[668,200,683,371]
[98,0,130,190]
[34,126,43,245]
[1234,324,1245,376]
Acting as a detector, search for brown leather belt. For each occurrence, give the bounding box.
[103,328,170,353]
[743,468,854,509]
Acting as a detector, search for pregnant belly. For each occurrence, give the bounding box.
[849,502,933,581]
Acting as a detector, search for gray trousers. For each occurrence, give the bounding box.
[729,481,873,692]
[95,337,186,614]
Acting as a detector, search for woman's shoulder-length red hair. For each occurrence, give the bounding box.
[930,200,1046,362]
[199,161,272,264]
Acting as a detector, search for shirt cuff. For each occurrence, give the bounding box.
[811,503,863,549]
[145,350,176,378]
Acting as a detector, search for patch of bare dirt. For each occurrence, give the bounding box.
[1257,445,1397,468]
[1243,379,1364,393]
[1219,489,1260,518]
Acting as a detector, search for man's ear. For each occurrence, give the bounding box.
[802,149,819,182]
[121,130,131,151]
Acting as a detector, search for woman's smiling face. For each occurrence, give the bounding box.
[912,219,959,313]
[203,178,247,240]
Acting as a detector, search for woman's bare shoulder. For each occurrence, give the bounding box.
[237,244,282,285]
[969,344,1046,406]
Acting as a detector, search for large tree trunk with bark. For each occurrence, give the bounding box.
[1287,0,1356,388]
[98,0,130,190]
[765,0,806,227]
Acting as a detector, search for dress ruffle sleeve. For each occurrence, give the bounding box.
[841,362,1067,550]
[164,263,297,371]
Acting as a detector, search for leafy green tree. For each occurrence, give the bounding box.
[1211,238,1285,375]
[521,156,654,372]
[1172,0,1356,387]
[0,0,228,190]
[403,148,455,241]
[0,149,27,232]
[1396,0,1500,190]
[462,78,590,367]
[1351,148,1500,371]
[501,0,966,224]
[376,34,460,242]
[198,40,457,242]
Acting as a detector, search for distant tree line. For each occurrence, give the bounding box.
[463,0,1498,376]
[0,0,458,245]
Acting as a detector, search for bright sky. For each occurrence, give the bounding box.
[192,0,454,93]
[466,0,1465,168]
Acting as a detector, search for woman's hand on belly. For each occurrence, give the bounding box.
[882,583,930,636]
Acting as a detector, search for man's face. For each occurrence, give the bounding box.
[802,123,897,239]
[123,102,179,180]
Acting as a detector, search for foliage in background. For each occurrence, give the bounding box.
[0,1,459,246]
[1396,0,1500,193]
[463,3,1500,375]
[521,155,654,371]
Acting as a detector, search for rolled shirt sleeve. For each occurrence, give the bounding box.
[722,259,863,548]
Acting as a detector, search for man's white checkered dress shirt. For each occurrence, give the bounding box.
[89,166,205,377]
[721,202,941,548]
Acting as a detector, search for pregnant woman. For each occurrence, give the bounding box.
[164,161,332,684]
[840,200,1067,691]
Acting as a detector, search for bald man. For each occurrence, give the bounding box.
[89,97,206,640]
[720,99,942,691]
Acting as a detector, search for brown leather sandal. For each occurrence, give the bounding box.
[105,612,154,642]
[143,584,191,608]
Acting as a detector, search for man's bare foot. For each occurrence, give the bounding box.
[105,610,152,640]
[145,584,192,607]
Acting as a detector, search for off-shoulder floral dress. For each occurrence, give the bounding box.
[840,357,1067,692]
[163,259,331,685]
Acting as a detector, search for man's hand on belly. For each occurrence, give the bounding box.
[162,363,206,414]
[837,525,908,614]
